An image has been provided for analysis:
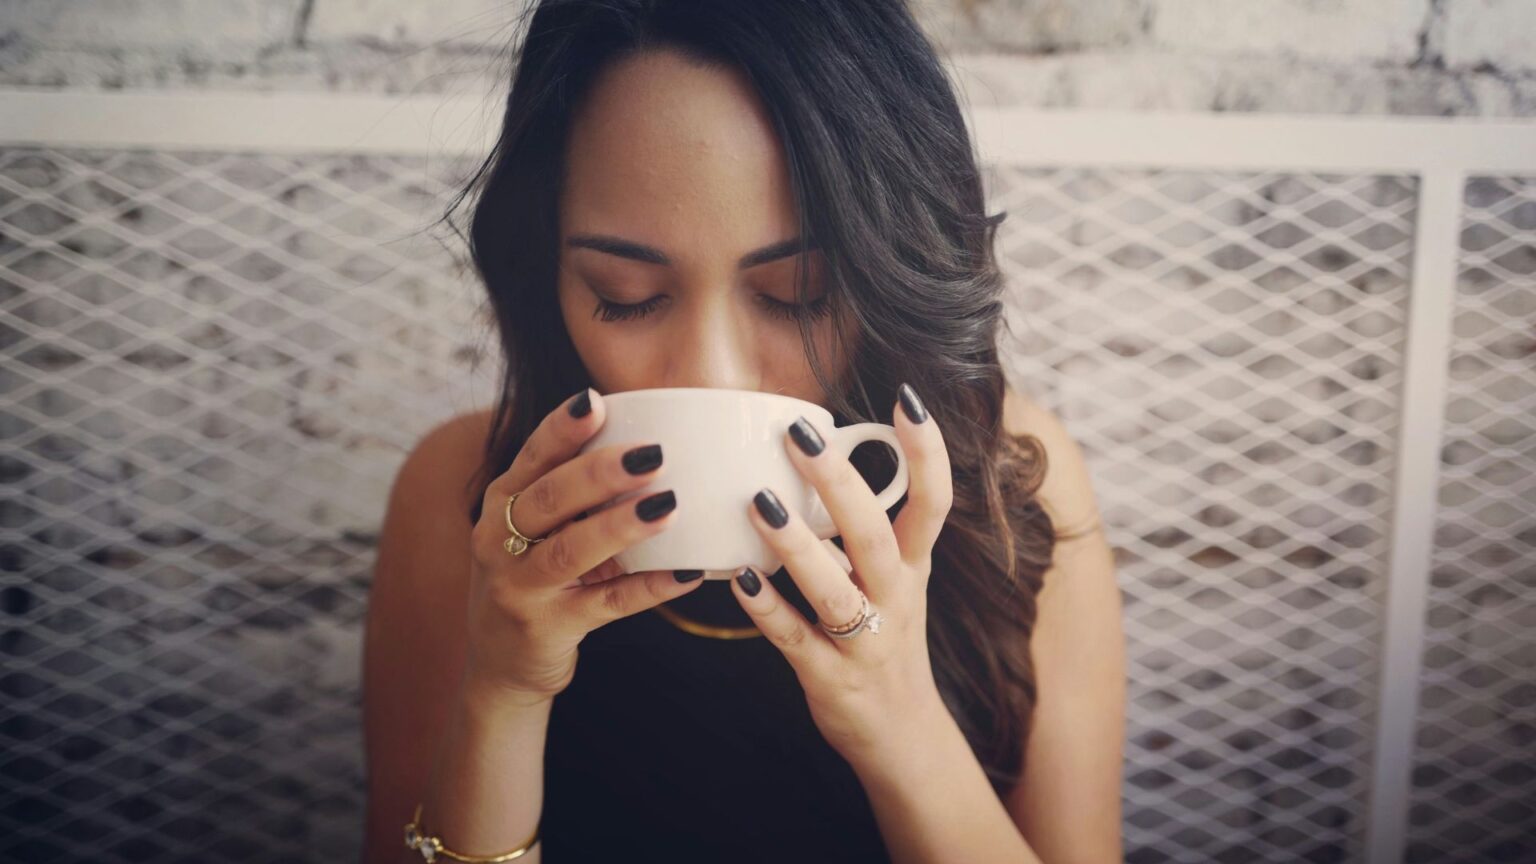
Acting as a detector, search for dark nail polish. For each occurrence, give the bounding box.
[673,569,704,583]
[622,444,663,475]
[737,567,762,597]
[789,417,825,457]
[898,383,928,424]
[636,490,676,522]
[754,489,788,529]
[568,388,592,418]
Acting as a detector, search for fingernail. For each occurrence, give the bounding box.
[898,383,928,424]
[753,488,788,529]
[568,387,593,418]
[636,490,676,522]
[789,416,825,457]
[622,444,663,475]
[737,567,761,597]
[673,569,704,583]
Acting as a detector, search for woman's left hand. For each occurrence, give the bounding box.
[730,383,954,765]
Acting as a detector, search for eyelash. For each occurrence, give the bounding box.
[592,293,833,323]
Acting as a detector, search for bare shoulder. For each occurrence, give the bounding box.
[1000,386,1126,860]
[399,408,497,514]
[1000,384,1103,539]
[360,407,494,862]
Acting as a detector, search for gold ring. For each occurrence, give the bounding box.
[503,491,546,556]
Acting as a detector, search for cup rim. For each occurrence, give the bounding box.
[598,387,831,415]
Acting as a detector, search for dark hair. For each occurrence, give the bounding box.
[451,0,1075,801]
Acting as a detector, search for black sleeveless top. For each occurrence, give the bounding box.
[540,568,893,862]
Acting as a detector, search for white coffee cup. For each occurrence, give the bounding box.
[577,387,910,580]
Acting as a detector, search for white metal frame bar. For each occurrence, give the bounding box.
[5,89,1536,171]
[5,87,1536,864]
[1361,167,1465,864]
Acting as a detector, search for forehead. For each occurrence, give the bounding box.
[561,49,799,250]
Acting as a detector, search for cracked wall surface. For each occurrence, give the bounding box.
[0,0,1533,115]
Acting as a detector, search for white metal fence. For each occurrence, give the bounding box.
[1,90,1532,863]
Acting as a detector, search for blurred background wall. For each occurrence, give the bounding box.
[0,0,1534,114]
[1,2,1532,863]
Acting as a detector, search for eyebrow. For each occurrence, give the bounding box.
[565,234,818,269]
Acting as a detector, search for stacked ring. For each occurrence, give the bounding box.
[818,590,885,640]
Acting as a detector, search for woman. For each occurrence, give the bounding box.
[363,0,1125,861]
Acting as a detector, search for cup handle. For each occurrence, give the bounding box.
[801,422,910,539]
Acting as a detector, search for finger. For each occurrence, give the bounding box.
[482,387,602,519]
[566,566,707,630]
[888,383,951,571]
[499,439,668,541]
[575,556,626,587]
[749,486,868,639]
[821,538,852,574]
[730,565,838,669]
[510,486,679,590]
[785,415,905,601]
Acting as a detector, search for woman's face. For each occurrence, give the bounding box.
[557,49,849,406]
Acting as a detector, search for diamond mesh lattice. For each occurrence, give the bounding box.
[1403,176,1536,864]
[0,147,489,863]
[989,166,1418,863]
[2,143,1530,863]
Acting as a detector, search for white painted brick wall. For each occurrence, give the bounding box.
[1148,0,1429,63]
[1442,0,1536,70]
[913,0,1146,53]
[305,0,524,44]
[0,0,301,49]
[0,0,1532,115]
[948,50,1530,114]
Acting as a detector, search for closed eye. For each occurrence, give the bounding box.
[592,294,667,322]
[592,293,832,323]
[758,294,833,322]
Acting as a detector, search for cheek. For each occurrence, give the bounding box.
[808,315,854,379]
[763,330,815,377]
[769,317,853,400]
[556,280,657,391]
[557,281,611,377]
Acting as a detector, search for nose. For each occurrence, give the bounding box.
[661,291,757,391]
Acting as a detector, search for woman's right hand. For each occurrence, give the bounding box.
[462,387,703,704]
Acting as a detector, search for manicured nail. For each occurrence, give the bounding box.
[622,444,663,475]
[754,489,788,529]
[568,388,593,418]
[737,567,761,597]
[897,383,928,424]
[636,490,676,522]
[789,416,825,457]
[673,569,704,583]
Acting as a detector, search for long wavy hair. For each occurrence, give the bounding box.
[450,0,1076,801]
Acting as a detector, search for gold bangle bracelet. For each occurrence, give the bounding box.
[404,803,540,862]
